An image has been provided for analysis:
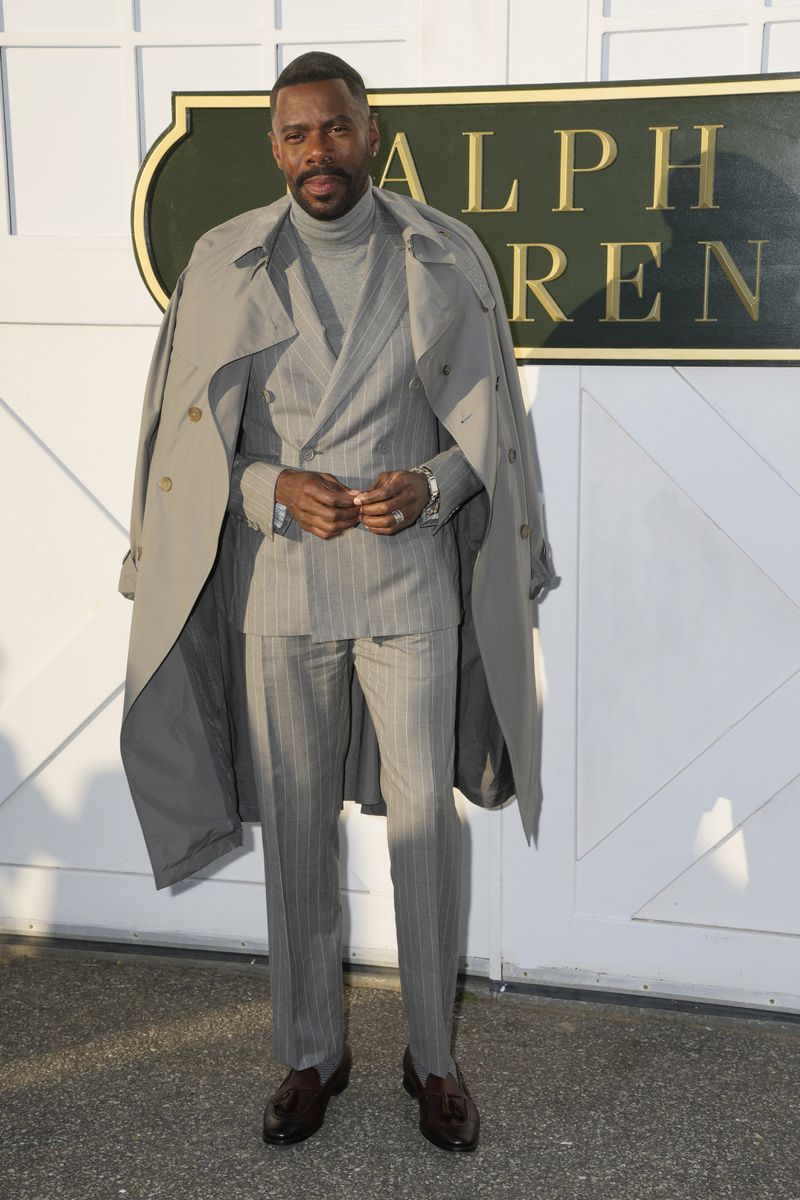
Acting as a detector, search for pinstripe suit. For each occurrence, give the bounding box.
[223,203,476,641]
[222,201,481,1076]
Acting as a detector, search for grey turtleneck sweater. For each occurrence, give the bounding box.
[289,181,375,357]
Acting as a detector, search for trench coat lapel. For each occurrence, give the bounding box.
[203,261,296,459]
[172,200,303,456]
[371,188,458,365]
[302,206,408,443]
[175,258,294,380]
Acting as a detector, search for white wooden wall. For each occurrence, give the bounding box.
[1,0,798,1012]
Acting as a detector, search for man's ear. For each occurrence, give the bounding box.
[368,111,380,159]
[269,130,282,170]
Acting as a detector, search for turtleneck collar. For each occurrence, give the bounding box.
[289,178,375,251]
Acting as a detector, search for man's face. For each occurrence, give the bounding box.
[269,78,379,221]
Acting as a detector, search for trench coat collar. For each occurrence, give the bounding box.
[223,187,470,369]
[205,186,495,386]
[226,187,456,267]
[174,196,296,374]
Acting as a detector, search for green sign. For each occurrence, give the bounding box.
[132,75,800,364]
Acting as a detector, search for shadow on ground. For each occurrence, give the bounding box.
[1,952,799,1199]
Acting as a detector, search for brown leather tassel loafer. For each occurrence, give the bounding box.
[402,1047,480,1152]
[262,1046,352,1145]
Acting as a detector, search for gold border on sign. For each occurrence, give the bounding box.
[130,78,800,361]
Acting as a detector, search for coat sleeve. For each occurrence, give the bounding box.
[118,272,186,600]
[453,224,557,599]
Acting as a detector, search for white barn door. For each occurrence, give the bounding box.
[500,1,800,1012]
[0,0,507,971]
[2,0,799,1013]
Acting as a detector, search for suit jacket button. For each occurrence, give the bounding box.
[442,364,451,375]
[187,406,202,422]
[159,476,172,492]
[300,447,315,461]
[520,523,531,539]
[508,448,517,463]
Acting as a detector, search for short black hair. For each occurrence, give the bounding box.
[269,51,370,123]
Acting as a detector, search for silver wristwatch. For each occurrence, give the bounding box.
[410,465,440,525]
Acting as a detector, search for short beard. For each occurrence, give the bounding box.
[290,163,370,221]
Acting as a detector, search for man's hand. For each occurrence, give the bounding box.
[276,469,360,539]
[353,470,429,535]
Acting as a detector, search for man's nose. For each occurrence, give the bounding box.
[306,131,334,161]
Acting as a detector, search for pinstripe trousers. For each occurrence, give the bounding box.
[244,628,462,1078]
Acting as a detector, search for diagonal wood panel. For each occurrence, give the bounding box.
[577,668,800,916]
[638,774,800,935]
[577,365,800,924]
[576,386,800,856]
[0,405,130,800]
[584,366,800,608]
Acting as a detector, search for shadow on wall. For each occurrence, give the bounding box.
[544,151,800,350]
[1,697,481,973]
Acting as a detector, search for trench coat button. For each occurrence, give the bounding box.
[520,523,531,539]
[481,301,491,312]
[159,476,172,492]
[187,406,202,422]
[508,448,517,463]
[300,447,315,462]
[442,364,451,375]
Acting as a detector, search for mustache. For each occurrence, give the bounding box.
[296,166,352,187]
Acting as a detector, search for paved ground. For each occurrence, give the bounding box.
[2,947,799,1200]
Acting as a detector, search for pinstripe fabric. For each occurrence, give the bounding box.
[227,199,479,1077]
[245,629,461,1075]
[222,205,479,641]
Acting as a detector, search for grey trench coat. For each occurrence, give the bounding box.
[119,187,555,889]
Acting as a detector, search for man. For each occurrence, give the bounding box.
[119,52,553,1154]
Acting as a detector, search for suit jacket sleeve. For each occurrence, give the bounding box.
[227,454,291,537]
[419,444,484,530]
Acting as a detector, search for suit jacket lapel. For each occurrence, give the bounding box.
[303,205,407,443]
[270,223,337,393]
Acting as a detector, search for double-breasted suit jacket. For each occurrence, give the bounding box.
[220,199,477,641]
[119,186,555,890]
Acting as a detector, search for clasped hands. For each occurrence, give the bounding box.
[275,468,430,540]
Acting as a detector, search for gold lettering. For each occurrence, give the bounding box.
[377,132,427,203]
[461,131,519,214]
[553,129,618,213]
[601,242,662,323]
[648,124,722,211]
[507,243,571,322]
[696,240,768,323]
